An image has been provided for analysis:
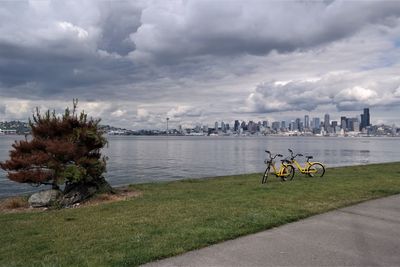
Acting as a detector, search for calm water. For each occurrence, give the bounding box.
[1,135,400,197]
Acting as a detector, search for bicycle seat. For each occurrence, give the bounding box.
[306,156,313,159]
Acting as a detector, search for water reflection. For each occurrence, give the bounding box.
[1,135,400,197]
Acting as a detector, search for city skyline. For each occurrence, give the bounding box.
[177,107,376,133]
[1,1,400,129]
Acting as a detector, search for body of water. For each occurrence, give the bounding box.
[1,135,400,197]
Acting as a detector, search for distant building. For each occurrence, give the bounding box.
[221,121,226,132]
[271,121,280,131]
[340,116,347,130]
[295,118,301,131]
[240,121,247,131]
[360,108,370,130]
[324,114,330,131]
[281,121,286,130]
[234,120,240,132]
[0,129,17,135]
[304,115,310,129]
[312,117,320,130]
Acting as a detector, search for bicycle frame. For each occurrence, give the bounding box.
[268,160,290,177]
[262,150,296,183]
[291,159,311,174]
[288,149,325,175]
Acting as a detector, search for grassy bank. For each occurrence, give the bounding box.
[1,162,400,266]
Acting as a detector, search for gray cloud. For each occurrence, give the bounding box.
[130,0,400,62]
[1,1,400,127]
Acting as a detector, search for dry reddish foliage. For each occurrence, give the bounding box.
[0,99,108,188]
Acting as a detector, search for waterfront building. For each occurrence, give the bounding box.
[262,120,269,128]
[0,129,17,135]
[215,122,218,131]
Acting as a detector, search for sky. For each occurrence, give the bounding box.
[1,0,400,129]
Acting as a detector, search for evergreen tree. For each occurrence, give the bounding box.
[0,99,112,198]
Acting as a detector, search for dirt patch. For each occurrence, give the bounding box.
[0,196,30,212]
[79,186,142,207]
[0,186,142,213]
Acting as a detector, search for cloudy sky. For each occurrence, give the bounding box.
[1,0,400,129]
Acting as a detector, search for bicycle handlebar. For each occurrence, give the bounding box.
[288,149,303,160]
[265,150,283,160]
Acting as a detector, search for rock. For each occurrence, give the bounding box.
[28,189,62,208]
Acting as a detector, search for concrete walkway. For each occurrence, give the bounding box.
[143,194,400,267]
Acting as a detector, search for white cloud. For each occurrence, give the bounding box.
[111,109,127,118]
[336,86,378,102]
[58,21,88,39]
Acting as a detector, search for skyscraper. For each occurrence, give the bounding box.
[304,115,310,129]
[312,117,320,130]
[360,108,370,130]
[324,114,330,130]
[295,118,301,131]
[340,116,347,130]
[281,121,286,130]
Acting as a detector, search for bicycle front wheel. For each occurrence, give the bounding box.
[307,163,325,177]
[261,167,270,184]
[281,165,295,181]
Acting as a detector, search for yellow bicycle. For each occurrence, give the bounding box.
[261,150,295,184]
[288,149,325,177]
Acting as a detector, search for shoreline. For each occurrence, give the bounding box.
[2,160,400,199]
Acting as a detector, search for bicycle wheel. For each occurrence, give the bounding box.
[307,163,325,177]
[261,166,270,184]
[281,165,295,181]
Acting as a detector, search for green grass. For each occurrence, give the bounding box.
[1,162,400,267]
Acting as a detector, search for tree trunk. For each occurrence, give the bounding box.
[60,177,114,207]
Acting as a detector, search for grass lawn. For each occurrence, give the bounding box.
[1,162,400,267]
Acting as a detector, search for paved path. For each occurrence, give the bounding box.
[143,194,400,266]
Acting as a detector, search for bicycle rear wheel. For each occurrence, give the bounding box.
[307,163,325,177]
[281,165,295,181]
[261,166,270,184]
